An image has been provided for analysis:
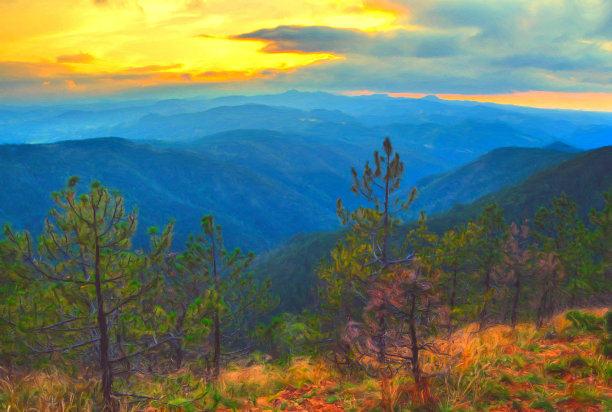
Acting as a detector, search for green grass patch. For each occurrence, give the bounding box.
[482,380,510,402]
[544,361,568,376]
[531,398,555,411]
[571,386,602,405]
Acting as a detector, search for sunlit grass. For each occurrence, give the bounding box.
[1,308,611,411]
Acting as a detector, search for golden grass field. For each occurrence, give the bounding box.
[1,308,611,411]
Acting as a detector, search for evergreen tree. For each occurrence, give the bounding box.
[503,221,532,327]
[177,215,275,381]
[322,138,442,408]
[590,187,612,296]
[436,223,476,331]
[156,252,211,370]
[472,204,507,327]
[533,193,595,319]
[3,178,174,411]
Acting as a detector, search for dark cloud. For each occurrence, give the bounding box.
[235,25,369,54]
[493,54,605,71]
[235,25,462,58]
[590,2,612,38]
[413,36,460,58]
[10,0,612,98]
[235,1,612,94]
[56,53,96,64]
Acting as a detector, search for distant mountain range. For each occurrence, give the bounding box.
[2,91,611,152]
[1,90,610,300]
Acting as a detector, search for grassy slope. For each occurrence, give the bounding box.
[2,309,610,411]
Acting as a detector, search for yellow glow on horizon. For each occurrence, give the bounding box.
[438,91,612,112]
[346,90,612,112]
[0,0,404,95]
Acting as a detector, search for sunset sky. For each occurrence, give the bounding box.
[2,0,612,111]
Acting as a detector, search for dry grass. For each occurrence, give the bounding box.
[1,308,611,411]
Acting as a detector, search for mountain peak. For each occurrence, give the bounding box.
[544,141,582,152]
[420,95,443,101]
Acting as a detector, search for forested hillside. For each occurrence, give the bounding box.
[2,92,612,150]
[2,137,610,412]
[0,136,351,251]
[429,145,612,232]
[253,145,612,313]
[0,136,593,255]
[407,146,580,219]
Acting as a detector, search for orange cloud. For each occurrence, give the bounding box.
[56,53,96,64]
[125,64,184,73]
[362,0,411,24]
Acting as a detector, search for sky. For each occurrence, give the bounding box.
[2,0,612,110]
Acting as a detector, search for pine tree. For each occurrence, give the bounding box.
[533,193,595,319]
[503,221,531,327]
[436,222,476,331]
[590,187,612,296]
[473,204,507,327]
[177,215,275,381]
[323,138,442,408]
[3,178,174,411]
[157,253,211,370]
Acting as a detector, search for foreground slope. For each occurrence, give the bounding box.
[3,309,610,411]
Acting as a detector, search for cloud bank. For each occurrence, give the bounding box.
[0,0,611,104]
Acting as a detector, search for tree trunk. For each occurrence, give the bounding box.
[449,263,457,310]
[536,288,548,328]
[408,293,421,386]
[449,262,458,335]
[175,308,186,370]
[480,267,491,328]
[175,343,184,371]
[93,205,115,411]
[511,271,521,327]
[211,232,221,381]
[381,151,390,266]
[376,313,386,366]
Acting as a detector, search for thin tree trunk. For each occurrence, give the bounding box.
[408,293,421,385]
[211,232,221,381]
[93,204,115,411]
[375,152,391,373]
[376,315,386,366]
[448,262,458,335]
[175,309,186,370]
[449,263,458,310]
[175,343,184,371]
[536,288,548,328]
[511,271,521,327]
[381,152,390,266]
[480,267,491,328]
